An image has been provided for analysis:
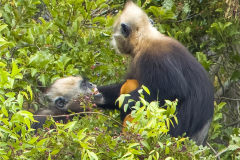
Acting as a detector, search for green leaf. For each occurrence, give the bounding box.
[140,140,150,150]
[59,54,72,68]
[148,155,152,160]
[122,152,132,158]
[162,10,176,20]
[231,70,240,82]
[128,143,140,149]
[0,126,11,133]
[124,103,129,113]
[0,62,6,67]
[24,117,31,129]
[64,121,77,132]
[217,43,225,50]
[232,55,240,62]
[116,94,130,108]
[39,17,46,26]
[99,3,109,9]
[5,92,15,98]
[165,100,172,106]
[211,23,220,34]
[51,75,60,83]
[185,27,191,34]
[31,68,38,77]
[142,85,150,95]
[200,41,210,49]
[0,24,8,32]
[39,74,48,86]
[228,145,239,151]
[0,38,9,48]
[51,149,60,155]
[218,102,226,109]
[18,110,33,117]
[28,137,40,144]
[92,17,106,25]
[28,53,40,65]
[146,6,160,17]
[88,150,98,160]
[48,153,51,160]
[56,61,64,70]
[223,22,232,31]
[37,138,48,146]
[215,8,223,12]
[131,113,142,123]
[0,69,8,84]
[0,95,5,102]
[17,93,23,109]
[27,86,33,100]
[1,106,8,117]
[139,97,148,106]
[165,147,170,154]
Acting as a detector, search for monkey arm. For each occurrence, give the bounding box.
[94,83,124,110]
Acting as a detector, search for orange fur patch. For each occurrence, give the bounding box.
[120,79,139,131]
[120,79,139,94]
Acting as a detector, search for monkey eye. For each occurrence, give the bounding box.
[55,97,67,109]
[149,19,154,26]
[87,82,94,89]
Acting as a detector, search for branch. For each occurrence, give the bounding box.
[167,12,202,23]
[216,97,240,101]
[214,79,232,98]
[209,56,222,83]
[33,111,123,126]
[207,142,221,160]
[213,148,229,159]
[226,120,240,127]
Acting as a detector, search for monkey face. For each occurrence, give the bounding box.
[45,76,96,112]
[111,1,156,55]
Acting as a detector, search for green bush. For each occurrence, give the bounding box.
[1,0,240,159]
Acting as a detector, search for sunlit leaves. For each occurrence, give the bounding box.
[196,52,213,71]
[0,24,8,32]
[145,6,176,20]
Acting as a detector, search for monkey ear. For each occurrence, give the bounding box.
[80,79,88,90]
[121,23,131,38]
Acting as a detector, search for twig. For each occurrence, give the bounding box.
[85,26,101,28]
[226,120,240,127]
[216,74,225,96]
[33,111,123,126]
[214,79,231,98]
[207,142,221,160]
[216,97,240,101]
[93,50,99,55]
[35,44,41,51]
[167,12,202,23]
[213,148,229,159]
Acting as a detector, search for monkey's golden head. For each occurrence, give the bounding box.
[111,1,156,55]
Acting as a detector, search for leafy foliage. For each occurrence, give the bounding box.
[1,0,240,159]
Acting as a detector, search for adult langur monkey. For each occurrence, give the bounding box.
[93,1,214,146]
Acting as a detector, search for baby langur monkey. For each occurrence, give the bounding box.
[32,76,97,132]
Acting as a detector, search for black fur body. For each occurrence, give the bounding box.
[94,1,214,146]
